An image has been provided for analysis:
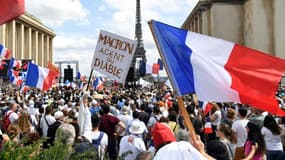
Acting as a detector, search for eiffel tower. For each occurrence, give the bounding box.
[126,0,146,85]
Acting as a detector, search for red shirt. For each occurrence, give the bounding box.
[99,114,120,140]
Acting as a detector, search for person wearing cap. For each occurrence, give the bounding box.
[118,120,146,160]
[47,110,65,146]
[89,99,101,116]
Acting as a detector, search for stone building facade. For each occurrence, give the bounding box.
[0,12,56,67]
[182,0,285,59]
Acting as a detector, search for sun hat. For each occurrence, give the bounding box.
[129,120,145,135]
[152,122,176,149]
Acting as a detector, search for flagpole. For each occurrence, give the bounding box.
[148,20,197,142]
[86,69,93,91]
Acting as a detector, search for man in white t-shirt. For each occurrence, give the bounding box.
[119,120,146,160]
[231,107,249,160]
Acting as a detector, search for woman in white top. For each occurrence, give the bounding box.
[261,115,283,160]
[209,103,222,139]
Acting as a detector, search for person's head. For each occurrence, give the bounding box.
[246,121,265,154]
[121,106,129,115]
[206,140,230,160]
[168,111,177,122]
[263,115,281,135]
[91,114,100,129]
[54,111,64,121]
[101,104,110,114]
[10,102,18,111]
[186,103,195,115]
[45,106,52,114]
[238,107,247,118]
[152,122,176,150]
[153,105,160,114]
[132,110,140,119]
[216,123,236,143]
[90,100,97,107]
[7,124,20,140]
[226,108,235,120]
[55,123,76,145]
[211,102,220,111]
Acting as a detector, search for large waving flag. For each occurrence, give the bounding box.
[25,63,58,91]
[47,61,60,77]
[149,20,285,116]
[0,0,25,25]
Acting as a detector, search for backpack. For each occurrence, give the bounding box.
[92,131,104,150]
[73,133,104,159]
[3,111,13,131]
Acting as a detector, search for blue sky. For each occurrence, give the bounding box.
[25,0,198,76]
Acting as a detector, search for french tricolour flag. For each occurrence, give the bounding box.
[93,77,104,90]
[0,44,11,58]
[199,101,212,116]
[150,20,285,116]
[25,63,58,91]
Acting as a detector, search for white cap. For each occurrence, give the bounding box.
[91,100,97,105]
[54,111,64,120]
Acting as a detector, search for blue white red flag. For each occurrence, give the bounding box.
[0,44,11,58]
[93,77,104,90]
[150,20,285,116]
[25,63,58,91]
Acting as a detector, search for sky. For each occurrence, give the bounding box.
[25,0,199,76]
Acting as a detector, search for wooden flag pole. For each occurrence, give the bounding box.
[148,20,197,143]
[177,96,197,142]
[86,69,93,91]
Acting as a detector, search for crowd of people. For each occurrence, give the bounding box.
[0,83,285,160]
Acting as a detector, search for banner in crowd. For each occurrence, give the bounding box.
[91,30,137,83]
[149,20,285,116]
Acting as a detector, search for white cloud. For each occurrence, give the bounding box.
[100,0,198,66]
[25,0,199,76]
[26,0,89,26]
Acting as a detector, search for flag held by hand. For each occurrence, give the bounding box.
[149,20,285,116]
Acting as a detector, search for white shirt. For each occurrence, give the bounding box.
[40,114,56,136]
[83,130,108,160]
[78,96,92,135]
[119,134,146,160]
[231,119,249,147]
[261,127,283,151]
[117,114,133,136]
[154,141,206,160]
[7,111,19,124]
[211,110,222,126]
[147,114,161,128]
